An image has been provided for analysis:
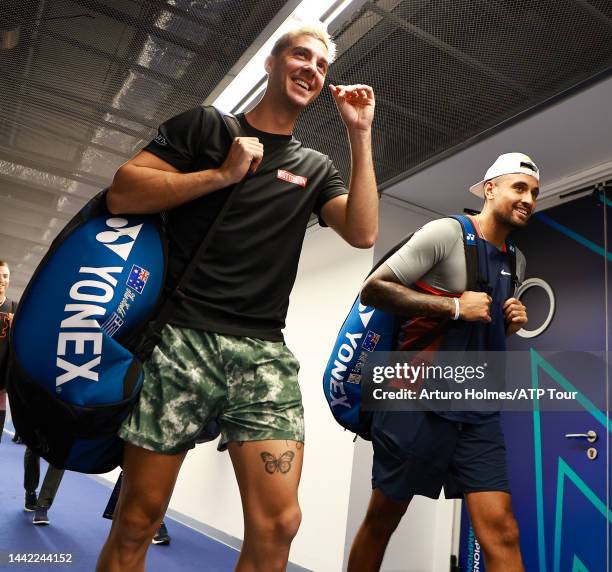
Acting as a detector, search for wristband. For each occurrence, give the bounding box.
[451,297,460,321]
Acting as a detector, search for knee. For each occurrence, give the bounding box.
[498,517,520,548]
[113,502,165,545]
[257,505,302,546]
[481,514,520,552]
[274,506,302,544]
[363,503,405,537]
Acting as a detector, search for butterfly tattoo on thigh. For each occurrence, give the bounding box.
[260,451,295,474]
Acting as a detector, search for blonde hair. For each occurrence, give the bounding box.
[271,22,336,63]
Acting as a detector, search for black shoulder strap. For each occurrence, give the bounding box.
[451,214,518,293]
[218,110,244,140]
[164,108,245,296]
[167,108,244,290]
[175,107,244,272]
[134,107,246,361]
[449,215,486,292]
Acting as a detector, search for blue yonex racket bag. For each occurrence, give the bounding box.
[322,215,511,439]
[8,192,165,472]
[7,109,244,473]
[323,236,409,440]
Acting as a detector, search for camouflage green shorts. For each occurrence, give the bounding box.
[119,325,304,454]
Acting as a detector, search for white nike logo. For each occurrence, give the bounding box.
[501,270,511,276]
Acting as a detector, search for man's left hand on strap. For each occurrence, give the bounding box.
[503,297,528,336]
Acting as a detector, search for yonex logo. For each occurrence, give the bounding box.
[358,303,375,327]
[96,218,143,262]
[56,266,123,387]
[328,329,363,409]
[466,233,476,241]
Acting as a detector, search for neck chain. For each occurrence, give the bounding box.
[477,214,506,250]
[476,214,488,242]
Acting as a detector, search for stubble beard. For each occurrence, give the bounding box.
[494,206,529,231]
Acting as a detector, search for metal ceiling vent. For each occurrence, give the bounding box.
[0,0,289,298]
[0,2,21,49]
[1,0,612,299]
[296,0,612,190]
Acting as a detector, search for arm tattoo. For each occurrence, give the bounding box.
[362,279,453,319]
[260,451,295,474]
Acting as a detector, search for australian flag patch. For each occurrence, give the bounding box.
[362,330,381,352]
[126,264,150,295]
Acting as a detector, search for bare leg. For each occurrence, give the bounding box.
[96,443,186,572]
[465,491,524,572]
[228,440,303,572]
[347,488,409,572]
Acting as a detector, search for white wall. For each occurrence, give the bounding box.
[99,224,374,571]
[342,197,459,572]
[284,225,374,571]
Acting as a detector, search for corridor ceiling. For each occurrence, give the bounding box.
[1,0,611,298]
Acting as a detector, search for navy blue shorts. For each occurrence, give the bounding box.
[371,410,510,503]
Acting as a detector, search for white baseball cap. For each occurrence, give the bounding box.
[469,152,540,198]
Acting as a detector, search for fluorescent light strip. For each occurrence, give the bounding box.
[233,78,267,115]
[212,0,355,113]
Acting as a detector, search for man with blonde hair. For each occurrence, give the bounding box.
[96,21,378,571]
[271,22,337,60]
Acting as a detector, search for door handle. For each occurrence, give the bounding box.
[564,430,597,443]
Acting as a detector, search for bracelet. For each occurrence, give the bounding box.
[451,297,460,321]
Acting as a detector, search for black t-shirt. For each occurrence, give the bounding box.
[143,106,347,341]
[0,297,17,390]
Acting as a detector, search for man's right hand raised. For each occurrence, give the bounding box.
[219,137,264,186]
[457,291,492,322]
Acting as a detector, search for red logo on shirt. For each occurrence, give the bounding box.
[277,169,307,188]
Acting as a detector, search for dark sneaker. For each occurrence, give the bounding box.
[24,491,37,512]
[152,522,171,545]
[33,507,49,525]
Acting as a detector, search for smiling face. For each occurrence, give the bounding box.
[265,34,329,111]
[484,173,539,229]
[0,263,9,300]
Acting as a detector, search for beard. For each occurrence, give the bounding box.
[493,205,530,230]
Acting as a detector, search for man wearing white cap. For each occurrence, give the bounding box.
[348,153,539,572]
